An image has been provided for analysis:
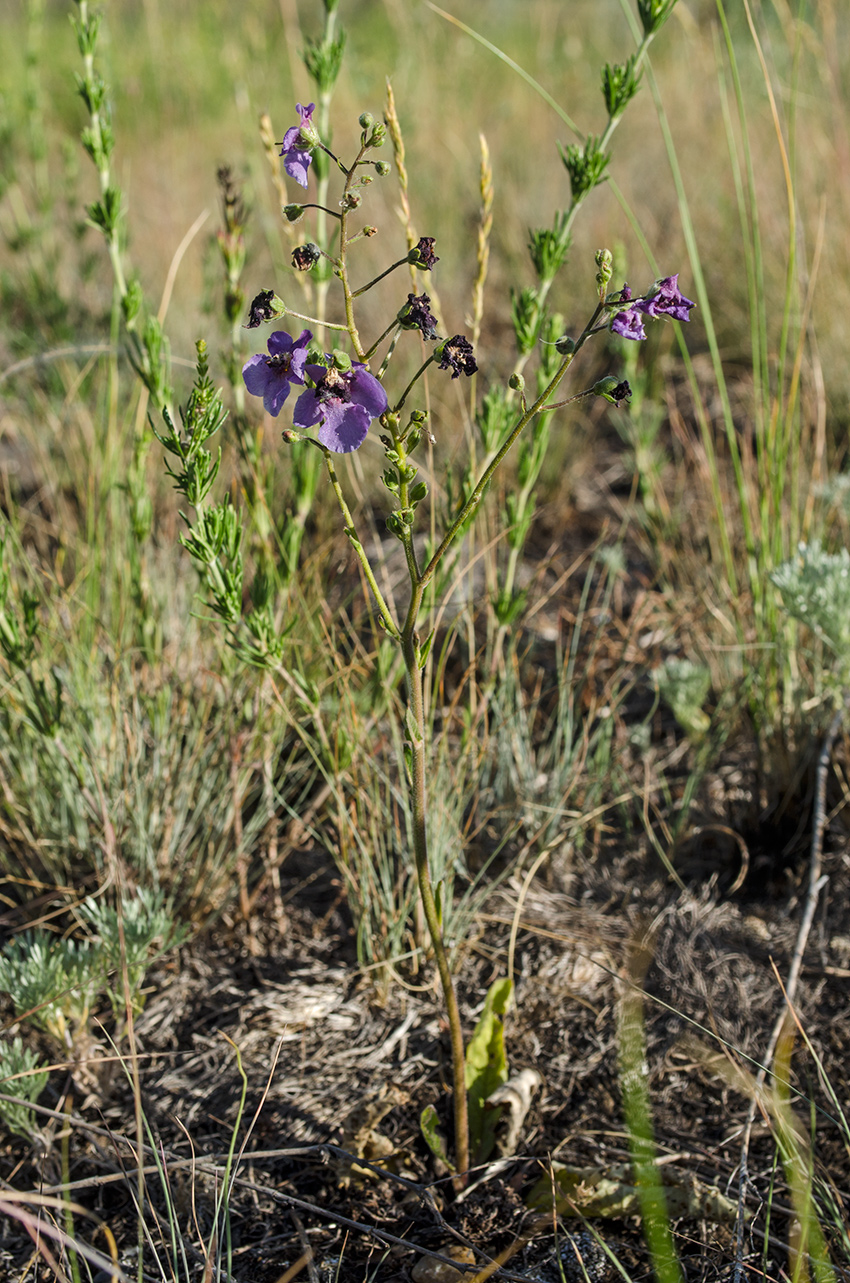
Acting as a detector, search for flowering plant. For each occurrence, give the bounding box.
[161,0,690,1181]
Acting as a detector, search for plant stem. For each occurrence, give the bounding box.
[391,429,469,1180]
[403,617,470,1182]
[321,449,400,641]
[420,348,577,588]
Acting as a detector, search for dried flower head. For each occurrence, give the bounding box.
[409,237,439,271]
[437,335,478,379]
[398,293,439,340]
[292,243,321,271]
[245,289,282,329]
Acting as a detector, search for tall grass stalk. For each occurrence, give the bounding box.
[615,0,824,740]
[618,934,683,1283]
[771,1021,837,1283]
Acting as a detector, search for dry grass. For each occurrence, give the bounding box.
[3,0,850,1279]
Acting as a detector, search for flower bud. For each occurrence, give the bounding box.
[508,373,525,391]
[375,161,391,177]
[595,248,613,290]
[282,428,303,444]
[123,277,144,327]
[555,334,576,355]
[359,112,374,130]
[331,349,353,372]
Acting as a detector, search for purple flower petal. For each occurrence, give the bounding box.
[610,309,647,341]
[348,366,388,417]
[634,274,695,322]
[242,328,313,416]
[292,361,386,452]
[283,148,312,188]
[292,387,323,429]
[317,403,372,453]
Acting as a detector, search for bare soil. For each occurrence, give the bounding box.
[4,780,850,1283]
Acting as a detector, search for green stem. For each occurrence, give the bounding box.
[78,0,127,301]
[510,26,657,382]
[321,449,400,640]
[335,138,372,358]
[421,349,576,588]
[352,257,410,298]
[392,354,436,414]
[403,610,470,1182]
[364,318,402,364]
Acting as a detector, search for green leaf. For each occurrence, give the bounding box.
[420,1104,454,1171]
[465,976,512,1164]
[417,630,435,669]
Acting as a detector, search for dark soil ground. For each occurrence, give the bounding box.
[4,776,850,1283]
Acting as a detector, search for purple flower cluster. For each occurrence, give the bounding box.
[242,329,388,454]
[610,275,695,341]
[280,103,317,189]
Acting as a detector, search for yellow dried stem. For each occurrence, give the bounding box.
[471,133,493,350]
[384,79,445,332]
[384,79,415,252]
[259,112,287,209]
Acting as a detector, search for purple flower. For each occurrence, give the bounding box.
[610,307,647,341]
[242,329,312,416]
[293,362,388,453]
[609,282,646,341]
[280,103,317,189]
[610,275,696,340]
[634,274,695,322]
